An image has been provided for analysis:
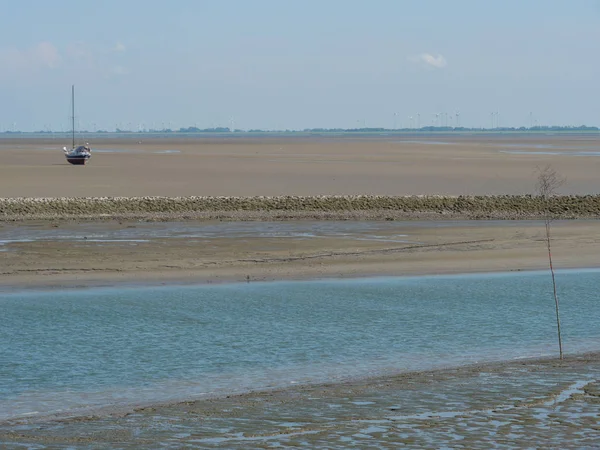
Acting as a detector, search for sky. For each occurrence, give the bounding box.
[1,0,599,131]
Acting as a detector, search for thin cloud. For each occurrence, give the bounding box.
[67,42,92,60]
[110,65,129,76]
[33,42,61,67]
[65,41,94,69]
[113,42,126,52]
[410,53,448,69]
[0,41,60,72]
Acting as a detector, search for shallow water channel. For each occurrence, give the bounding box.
[1,270,600,447]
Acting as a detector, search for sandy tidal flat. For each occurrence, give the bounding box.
[1,134,600,197]
[2,354,600,448]
[1,219,599,289]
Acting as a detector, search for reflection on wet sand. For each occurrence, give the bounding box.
[2,354,599,448]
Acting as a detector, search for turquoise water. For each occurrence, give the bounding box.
[2,269,600,421]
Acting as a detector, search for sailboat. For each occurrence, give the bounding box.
[62,85,91,165]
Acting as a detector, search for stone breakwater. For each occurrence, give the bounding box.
[1,195,600,222]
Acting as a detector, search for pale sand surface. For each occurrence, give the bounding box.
[1,219,598,290]
[1,134,600,197]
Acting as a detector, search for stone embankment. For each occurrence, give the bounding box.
[1,195,599,222]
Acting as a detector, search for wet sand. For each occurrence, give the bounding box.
[1,134,600,197]
[3,353,600,448]
[1,219,599,290]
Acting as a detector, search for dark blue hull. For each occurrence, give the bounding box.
[66,155,90,165]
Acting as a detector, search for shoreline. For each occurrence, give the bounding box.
[128,349,600,414]
[2,263,600,294]
[4,348,598,426]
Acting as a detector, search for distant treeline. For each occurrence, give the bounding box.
[299,125,600,133]
[3,125,599,134]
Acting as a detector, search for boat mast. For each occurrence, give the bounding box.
[71,85,75,149]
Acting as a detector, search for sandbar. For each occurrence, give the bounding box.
[1,219,598,290]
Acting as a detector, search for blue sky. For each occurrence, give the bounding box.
[1,0,599,131]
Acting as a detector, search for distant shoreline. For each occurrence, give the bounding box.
[1,128,599,137]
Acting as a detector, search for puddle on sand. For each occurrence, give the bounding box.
[0,238,149,249]
[393,140,453,145]
[0,222,421,248]
[500,150,600,157]
[0,239,35,251]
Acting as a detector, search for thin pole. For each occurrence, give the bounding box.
[72,85,75,149]
[545,218,563,359]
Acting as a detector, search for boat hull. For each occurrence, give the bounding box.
[66,155,90,165]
